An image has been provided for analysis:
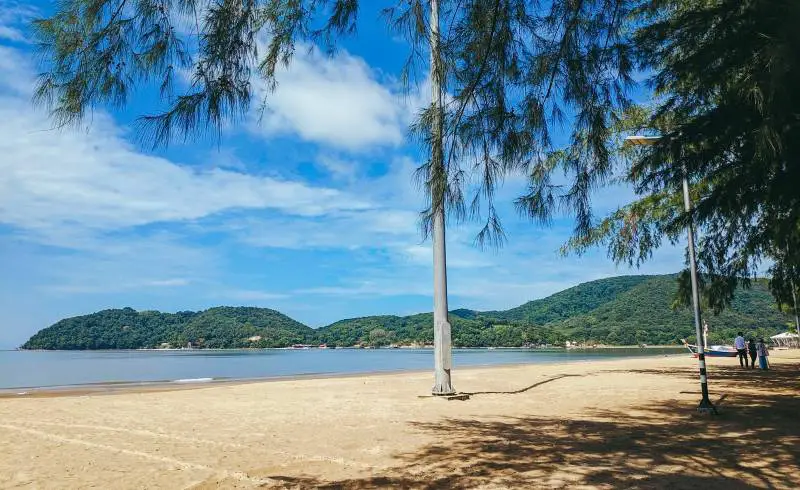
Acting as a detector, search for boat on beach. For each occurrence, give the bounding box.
[681,339,737,358]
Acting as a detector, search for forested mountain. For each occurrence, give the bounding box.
[22,307,316,350]
[548,276,788,345]
[482,275,653,324]
[314,312,566,348]
[21,275,794,350]
[317,275,791,347]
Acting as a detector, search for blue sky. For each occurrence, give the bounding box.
[0,0,683,348]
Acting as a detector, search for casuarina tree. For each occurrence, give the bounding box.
[562,0,800,319]
[32,0,639,394]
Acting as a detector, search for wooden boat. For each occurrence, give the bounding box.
[681,339,737,358]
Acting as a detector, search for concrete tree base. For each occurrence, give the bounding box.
[432,368,455,396]
[697,398,718,415]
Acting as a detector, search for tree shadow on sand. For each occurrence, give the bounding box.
[461,374,583,396]
[267,362,799,489]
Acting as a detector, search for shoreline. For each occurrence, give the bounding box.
[6,344,685,352]
[2,351,797,489]
[0,351,689,398]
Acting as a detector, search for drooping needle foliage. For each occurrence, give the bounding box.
[565,0,800,313]
[32,0,640,245]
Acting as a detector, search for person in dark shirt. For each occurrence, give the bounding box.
[747,338,757,370]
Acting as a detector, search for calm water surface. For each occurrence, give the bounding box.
[0,347,684,390]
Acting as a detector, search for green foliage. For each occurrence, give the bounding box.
[32,0,359,142]
[367,328,394,347]
[21,275,794,350]
[394,0,638,245]
[565,0,800,311]
[318,274,791,348]
[551,276,787,346]
[767,246,800,324]
[22,306,315,350]
[33,0,641,247]
[484,275,652,323]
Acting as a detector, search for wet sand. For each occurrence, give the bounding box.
[1,351,798,489]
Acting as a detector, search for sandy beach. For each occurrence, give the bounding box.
[1,352,798,489]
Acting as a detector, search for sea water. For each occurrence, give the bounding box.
[0,347,684,390]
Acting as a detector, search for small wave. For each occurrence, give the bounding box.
[172,377,214,384]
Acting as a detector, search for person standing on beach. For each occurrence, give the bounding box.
[734,332,748,368]
[756,338,770,370]
[747,338,757,369]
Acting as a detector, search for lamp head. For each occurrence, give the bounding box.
[625,135,662,146]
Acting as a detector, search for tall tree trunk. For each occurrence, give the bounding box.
[790,276,800,338]
[430,0,454,395]
[783,245,799,340]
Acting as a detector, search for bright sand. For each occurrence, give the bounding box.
[1,351,798,489]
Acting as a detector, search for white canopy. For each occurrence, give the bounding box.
[770,332,800,347]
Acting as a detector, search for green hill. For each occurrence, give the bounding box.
[21,274,795,349]
[546,276,789,345]
[483,275,653,323]
[315,312,541,348]
[316,275,792,347]
[22,306,316,350]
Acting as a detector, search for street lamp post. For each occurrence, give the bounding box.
[625,135,717,414]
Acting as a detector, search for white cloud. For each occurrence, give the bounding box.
[147,278,191,287]
[0,101,371,234]
[297,280,430,298]
[0,25,24,42]
[229,210,417,251]
[253,45,419,151]
[288,242,682,312]
[402,244,493,269]
[0,43,387,247]
[223,155,424,251]
[0,46,36,94]
[0,1,37,43]
[227,155,430,252]
[218,289,289,301]
[0,106,372,245]
[23,230,214,294]
[315,153,360,180]
[0,36,689,339]
[47,278,190,294]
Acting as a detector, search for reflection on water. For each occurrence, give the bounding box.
[0,347,684,389]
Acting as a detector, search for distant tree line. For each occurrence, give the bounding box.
[22,307,316,350]
[22,275,793,350]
